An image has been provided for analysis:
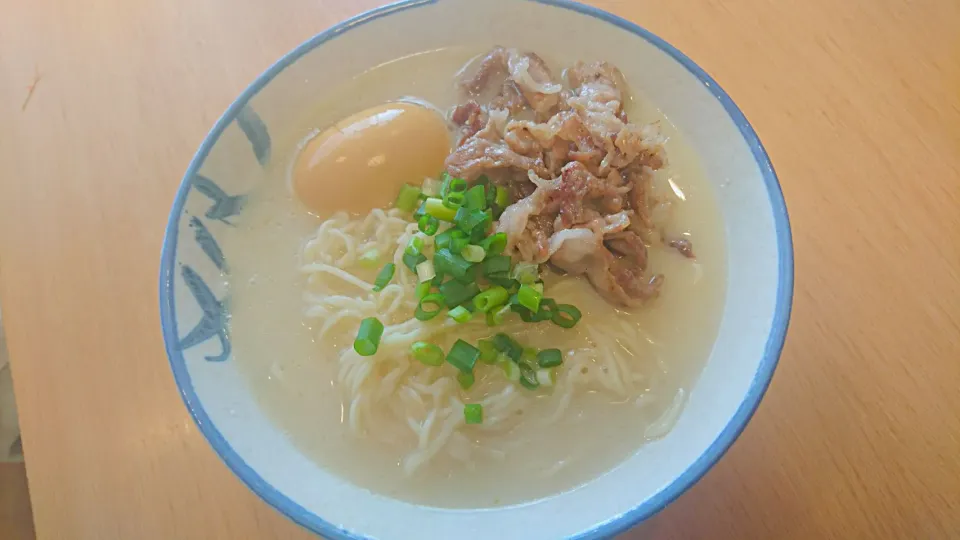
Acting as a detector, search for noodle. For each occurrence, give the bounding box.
[299,208,673,474]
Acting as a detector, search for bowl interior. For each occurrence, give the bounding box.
[160,0,791,538]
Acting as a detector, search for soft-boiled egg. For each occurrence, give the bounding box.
[291,101,451,215]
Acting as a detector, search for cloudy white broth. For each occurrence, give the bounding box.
[225,46,726,508]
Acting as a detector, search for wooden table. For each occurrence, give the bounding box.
[2,0,959,538]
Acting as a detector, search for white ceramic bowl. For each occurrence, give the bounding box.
[159,0,793,538]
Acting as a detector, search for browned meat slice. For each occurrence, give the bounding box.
[450,101,485,145]
[459,47,563,118]
[490,80,527,113]
[565,61,625,115]
[547,224,661,306]
[605,231,649,271]
[669,238,696,259]
[445,136,549,182]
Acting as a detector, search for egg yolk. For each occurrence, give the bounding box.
[291,101,451,216]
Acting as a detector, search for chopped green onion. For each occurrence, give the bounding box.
[495,185,510,208]
[552,304,582,328]
[443,191,465,209]
[536,369,556,387]
[465,185,487,210]
[478,338,499,364]
[457,372,475,390]
[415,293,444,321]
[448,305,473,323]
[532,298,557,322]
[353,318,384,356]
[486,304,511,326]
[425,197,458,222]
[519,363,540,390]
[431,272,446,286]
[493,333,523,362]
[418,214,440,236]
[446,339,480,373]
[439,279,480,308]
[416,260,436,283]
[464,403,483,424]
[511,302,536,323]
[517,284,543,312]
[358,249,380,269]
[487,275,518,289]
[461,245,486,263]
[532,282,544,294]
[456,208,490,234]
[405,236,424,257]
[537,348,563,368]
[473,286,509,313]
[411,341,444,366]
[450,234,470,254]
[372,263,395,292]
[480,233,507,257]
[482,255,512,276]
[395,184,422,212]
[501,361,521,381]
[511,262,539,284]
[434,248,476,282]
[441,175,468,198]
[521,348,538,367]
[434,229,453,250]
[415,281,431,300]
[402,252,426,273]
[421,177,441,197]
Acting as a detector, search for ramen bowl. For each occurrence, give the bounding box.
[159,0,793,538]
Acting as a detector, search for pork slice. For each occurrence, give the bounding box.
[450,101,485,145]
[605,230,649,271]
[458,47,563,118]
[445,137,549,182]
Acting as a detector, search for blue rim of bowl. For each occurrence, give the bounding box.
[159,0,794,538]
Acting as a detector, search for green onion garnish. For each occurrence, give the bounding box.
[434,248,475,282]
[439,279,480,308]
[425,197,458,222]
[372,263,395,292]
[353,317,384,356]
[461,245,485,263]
[480,232,507,257]
[518,363,539,390]
[465,185,487,210]
[536,368,556,387]
[411,341,444,366]
[402,251,426,273]
[473,286,509,313]
[434,229,453,250]
[494,185,510,208]
[443,191,465,209]
[446,339,480,373]
[450,233,470,254]
[501,361,521,381]
[552,304,582,328]
[405,236,424,257]
[456,208,490,234]
[415,281,431,300]
[395,184,422,212]
[415,293,445,321]
[493,333,523,362]
[416,260,436,282]
[532,298,557,322]
[457,372,475,390]
[482,255,511,276]
[464,403,483,424]
[358,249,380,268]
[511,262,539,284]
[536,348,563,368]
[478,338,499,364]
[441,175,468,198]
[448,305,473,323]
[486,305,511,326]
[418,214,439,236]
[517,284,543,313]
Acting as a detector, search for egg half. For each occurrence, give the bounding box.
[291,101,451,215]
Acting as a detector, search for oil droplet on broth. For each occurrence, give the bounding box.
[290,101,452,216]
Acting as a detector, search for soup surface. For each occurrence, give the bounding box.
[225,47,726,508]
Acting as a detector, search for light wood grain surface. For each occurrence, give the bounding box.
[2,0,959,538]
